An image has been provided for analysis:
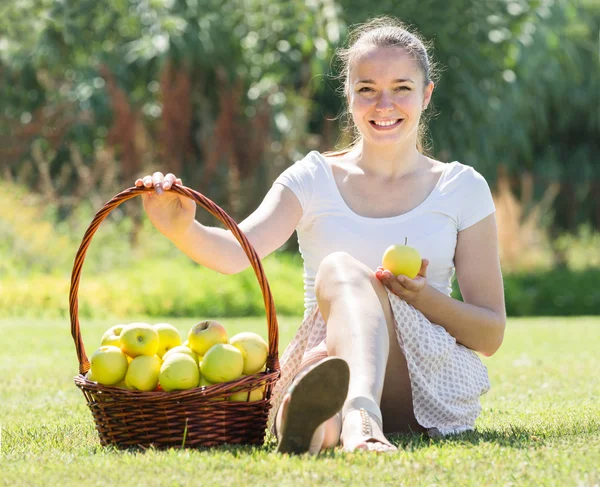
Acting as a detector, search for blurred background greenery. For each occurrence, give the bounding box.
[1,0,598,319]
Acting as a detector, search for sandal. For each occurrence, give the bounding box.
[341,396,396,452]
[276,357,350,454]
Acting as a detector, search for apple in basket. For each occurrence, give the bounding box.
[153,323,182,358]
[159,354,200,392]
[125,355,162,391]
[120,323,160,358]
[163,345,200,365]
[188,320,228,356]
[228,332,268,375]
[229,378,266,402]
[100,324,126,348]
[89,346,129,386]
[200,344,244,384]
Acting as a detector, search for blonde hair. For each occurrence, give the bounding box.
[323,16,440,158]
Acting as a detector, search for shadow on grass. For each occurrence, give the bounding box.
[90,421,599,457]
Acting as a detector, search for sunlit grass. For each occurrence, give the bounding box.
[1,316,598,486]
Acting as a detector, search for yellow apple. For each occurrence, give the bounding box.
[100,324,127,348]
[162,345,200,365]
[89,346,129,386]
[188,320,228,356]
[120,323,159,357]
[200,344,244,384]
[159,354,200,392]
[125,355,162,391]
[229,377,266,402]
[228,332,268,375]
[153,323,182,358]
[382,242,422,279]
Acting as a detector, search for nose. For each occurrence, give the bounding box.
[375,92,394,112]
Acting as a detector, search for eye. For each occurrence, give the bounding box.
[395,86,411,91]
[358,87,374,93]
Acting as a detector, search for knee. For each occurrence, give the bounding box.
[315,252,371,296]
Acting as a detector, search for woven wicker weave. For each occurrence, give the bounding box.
[70,185,280,448]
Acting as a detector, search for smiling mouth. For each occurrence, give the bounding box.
[370,119,403,129]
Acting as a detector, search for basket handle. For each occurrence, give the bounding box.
[69,185,280,375]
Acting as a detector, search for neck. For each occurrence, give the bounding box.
[351,139,425,179]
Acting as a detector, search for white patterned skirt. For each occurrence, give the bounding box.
[268,289,491,437]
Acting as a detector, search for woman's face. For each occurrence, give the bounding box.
[347,46,433,148]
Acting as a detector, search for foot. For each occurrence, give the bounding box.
[276,357,350,455]
[341,398,397,453]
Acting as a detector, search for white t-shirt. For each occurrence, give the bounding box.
[273,150,496,316]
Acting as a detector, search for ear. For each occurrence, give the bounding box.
[422,81,434,109]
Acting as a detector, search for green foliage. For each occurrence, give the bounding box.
[452,267,600,317]
[1,0,597,234]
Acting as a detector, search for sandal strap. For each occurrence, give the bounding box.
[341,396,384,430]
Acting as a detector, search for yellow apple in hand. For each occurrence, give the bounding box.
[101,324,126,348]
[89,346,129,386]
[382,241,422,279]
[153,323,182,358]
[188,320,228,356]
[120,323,159,358]
[163,345,200,365]
[125,355,162,391]
[229,332,268,375]
[200,344,244,384]
[159,354,200,392]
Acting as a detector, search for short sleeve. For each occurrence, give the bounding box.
[272,151,319,213]
[457,167,496,231]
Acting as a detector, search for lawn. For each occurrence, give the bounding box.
[1,315,599,486]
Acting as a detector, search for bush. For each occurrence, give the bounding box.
[452,268,600,317]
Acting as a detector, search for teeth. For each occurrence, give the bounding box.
[373,119,400,127]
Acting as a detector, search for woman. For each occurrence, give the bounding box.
[136,16,506,454]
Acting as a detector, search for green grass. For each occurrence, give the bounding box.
[1,315,599,486]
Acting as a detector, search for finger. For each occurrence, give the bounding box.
[397,275,419,291]
[143,175,153,188]
[164,173,177,189]
[418,259,430,277]
[176,178,182,186]
[135,178,143,187]
[152,172,165,194]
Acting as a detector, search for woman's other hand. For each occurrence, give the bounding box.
[375,259,429,307]
[135,172,196,238]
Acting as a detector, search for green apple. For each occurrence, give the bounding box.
[198,374,226,402]
[100,324,126,348]
[163,345,200,365]
[120,322,159,358]
[188,320,228,356]
[125,355,162,391]
[382,242,422,279]
[200,344,244,384]
[159,354,200,392]
[89,346,129,386]
[153,323,182,358]
[228,332,268,375]
[229,377,266,402]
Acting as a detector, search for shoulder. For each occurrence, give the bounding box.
[439,160,491,193]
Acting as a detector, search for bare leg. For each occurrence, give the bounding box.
[315,252,422,451]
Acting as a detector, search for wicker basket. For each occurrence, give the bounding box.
[70,184,281,449]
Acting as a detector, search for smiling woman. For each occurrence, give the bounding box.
[135,15,505,455]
